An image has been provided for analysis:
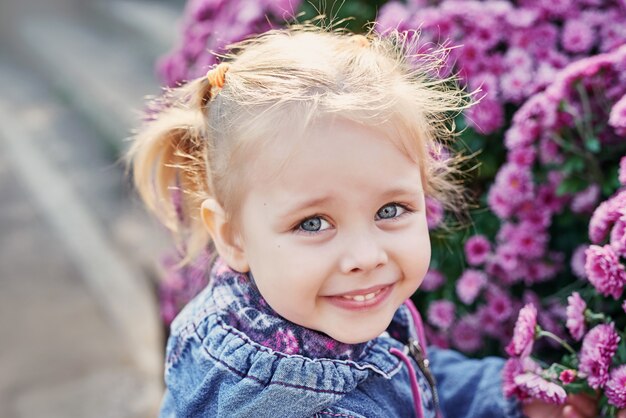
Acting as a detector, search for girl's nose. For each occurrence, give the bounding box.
[339,230,388,274]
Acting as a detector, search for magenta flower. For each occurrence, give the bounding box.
[559,369,576,385]
[451,315,483,353]
[570,244,589,279]
[427,300,456,330]
[606,365,626,408]
[565,292,586,341]
[487,289,514,322]
[514,373,567,405]
[584,244,626,299]
[426,196,445,230]
[579,323,621,389]
[464,235,491,266]
[571,184,600,214]
[456,269,487,305]
[506,303,538,357]
[421,269,445,291]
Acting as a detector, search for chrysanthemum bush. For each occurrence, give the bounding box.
[154,0,626,377]
[502,161,626,415]
[375,1,626,362]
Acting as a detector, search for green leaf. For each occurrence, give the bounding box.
[584,137,601,153]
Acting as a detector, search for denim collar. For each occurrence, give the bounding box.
[209,257,412,362]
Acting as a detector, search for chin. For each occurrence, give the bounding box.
[324,321,390,344]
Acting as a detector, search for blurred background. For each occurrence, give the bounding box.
[0,1,186,416]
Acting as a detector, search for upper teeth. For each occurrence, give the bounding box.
[341,288,383,301]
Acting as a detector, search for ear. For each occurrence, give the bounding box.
[200,198,250,273]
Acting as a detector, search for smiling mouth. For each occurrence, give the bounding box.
[339,288,385,302]
[325,283,395,311]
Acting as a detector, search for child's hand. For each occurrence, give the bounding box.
[522,393,626,418]
[522,393,597,418]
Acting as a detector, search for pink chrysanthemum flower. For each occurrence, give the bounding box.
[609,95,626,135]
[427,300,456,330]
[606,365,626,408]
[464,235,491,266]
[456,269,487,305]
[506,303,538,357]
[565,292,586,341]
[579,323,621,389]
[620,155,626,186]
[514,373,567,405]
[421,268,446,291]
[584,244,626,299]
[503,357,544,400]
[610,214,626,257]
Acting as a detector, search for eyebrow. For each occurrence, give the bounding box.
[281,186,423,217]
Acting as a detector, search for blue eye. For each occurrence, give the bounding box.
[376,203,408,220]
[297,216,331,234]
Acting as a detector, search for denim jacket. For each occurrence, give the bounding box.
[159,264,524,418]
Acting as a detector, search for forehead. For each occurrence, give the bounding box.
[245,116,424,204]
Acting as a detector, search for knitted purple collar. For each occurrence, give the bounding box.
[210,257,409,361]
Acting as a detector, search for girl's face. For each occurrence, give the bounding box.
[235,117,431,344]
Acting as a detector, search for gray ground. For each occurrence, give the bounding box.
[0,1,185,416]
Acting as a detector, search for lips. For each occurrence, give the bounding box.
[333,283,393,299]
[324,282,395,311]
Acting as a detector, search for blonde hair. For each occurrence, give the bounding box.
[126,24,472,265]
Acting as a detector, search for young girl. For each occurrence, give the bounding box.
[128,26,602,418]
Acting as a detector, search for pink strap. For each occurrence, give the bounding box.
[404,299,429,357]
[389,347,424,418]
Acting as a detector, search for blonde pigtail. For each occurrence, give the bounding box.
[126,75,221,263]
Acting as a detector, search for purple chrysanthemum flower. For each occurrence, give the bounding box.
[456,269,487,305]
[512,227,548,259]
[487,288,514,322]
[451,315,483,353]
[571,184,600,214]
[464,234,491,266]
[579,323,621,389]
[505,303,538,357]
[561,19,595,54]
[508,146,537,167]
[426,196,445,230]
[514,373,567,405]
[584,244,626,299]
[565,292,586,341]
[571,244,589,279]
[427,300,456,330]
[421,269,445,291]
[606,365,626,408]
[465,99,504,135]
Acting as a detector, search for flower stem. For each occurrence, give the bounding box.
[537,330,577,356]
